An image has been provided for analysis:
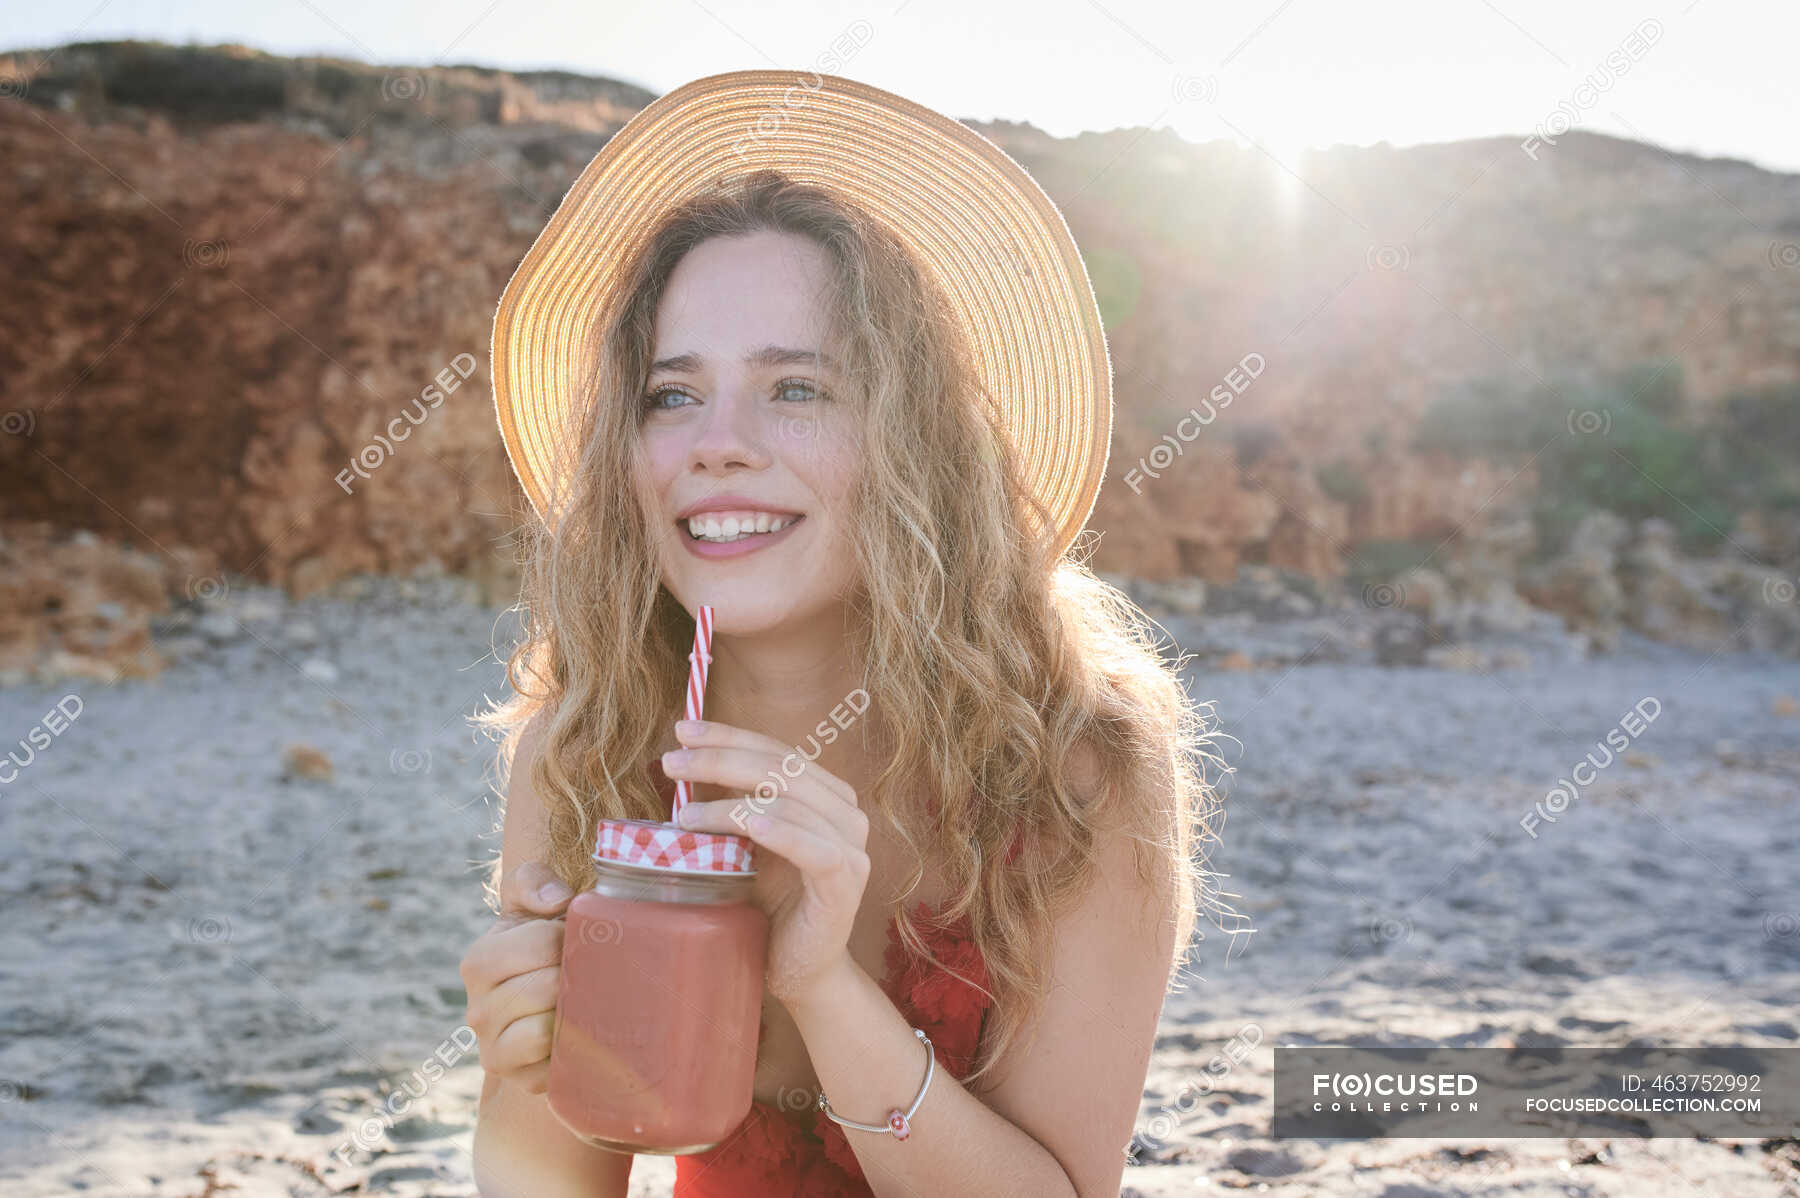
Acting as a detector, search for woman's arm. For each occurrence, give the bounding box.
[467,716,636,1198]
[784,822,1177,1198]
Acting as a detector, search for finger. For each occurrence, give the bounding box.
[491,1010,557,1073]
[700,804,869,881]
[499,859,576,919]
[682,772,864,845]
[474,962,561,1038]
[663,745,859,831]
[672,723,858,807]
[681,793,850,847]
[472,918,565,990]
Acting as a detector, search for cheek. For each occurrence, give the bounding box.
[636,432,684,491]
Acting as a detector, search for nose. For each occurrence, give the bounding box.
[686,380,771,474]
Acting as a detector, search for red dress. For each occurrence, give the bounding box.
[646,760,1007,1197]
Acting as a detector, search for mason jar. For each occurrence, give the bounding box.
[546,817,768,1153]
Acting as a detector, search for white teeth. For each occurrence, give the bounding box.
[686,513,796,543]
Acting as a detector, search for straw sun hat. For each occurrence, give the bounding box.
[490,69,1112,563]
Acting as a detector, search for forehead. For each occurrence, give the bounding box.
[652,231,838,358]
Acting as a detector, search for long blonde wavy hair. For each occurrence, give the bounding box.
[474,168,1229,1090]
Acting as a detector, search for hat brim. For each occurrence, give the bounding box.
[491,69,1111,563]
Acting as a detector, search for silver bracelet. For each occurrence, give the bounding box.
[816,1028,934,1140]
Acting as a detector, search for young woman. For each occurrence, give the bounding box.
[460,72,1225,1197]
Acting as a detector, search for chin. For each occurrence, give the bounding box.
[667,577,845,634]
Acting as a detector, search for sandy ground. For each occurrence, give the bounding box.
[1,575,1796,1196]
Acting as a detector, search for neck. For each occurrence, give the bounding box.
[699,609,877,793]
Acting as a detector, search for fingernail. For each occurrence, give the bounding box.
[676,720,704,735]
[677,805,697,826]
[538,881,571,903]
[662,749,690,767]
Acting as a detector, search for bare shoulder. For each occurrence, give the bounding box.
[977,742,1178,1196]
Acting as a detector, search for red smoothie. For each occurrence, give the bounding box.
[547,818,768,1153]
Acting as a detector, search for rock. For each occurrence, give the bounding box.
[1713,558,1800,655]
[1396,566,1453,620]
[237,596,283,624]
[155,635,208,660]
[1774,695,1798,717]
[1620,518,1734,648]
[1374,614,1429,667]
[1424,646,1486,671]
[0,521,208,683]
[196,610,242,644]
[1276,590,1316,618]
[1225,1146,1308,1176]
[301,657,340,684]
[1217,650,1254,672]
[284,620,321,648]
[283,743,334,782]
[1137,577,1206,617]
[294,1097,343,1134]
[1519,511,1630,650]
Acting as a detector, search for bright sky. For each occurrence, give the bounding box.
[10,0,1796,173]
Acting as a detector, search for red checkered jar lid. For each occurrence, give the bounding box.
[593,817,757,875]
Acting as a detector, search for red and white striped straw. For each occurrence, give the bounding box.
[670,604,713,823]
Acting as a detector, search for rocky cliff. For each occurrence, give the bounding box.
[3,41,1798,681]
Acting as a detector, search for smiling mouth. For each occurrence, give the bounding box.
[680,514,806,544]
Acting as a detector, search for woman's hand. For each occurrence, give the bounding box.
[459,860,573,1095]
[661,719,871,1006]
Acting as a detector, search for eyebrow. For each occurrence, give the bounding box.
[649,345,842,375]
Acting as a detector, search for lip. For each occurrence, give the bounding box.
[675,493,805,520]
[680,514,806,560]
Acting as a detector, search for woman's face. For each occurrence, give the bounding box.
[636,229,862,634]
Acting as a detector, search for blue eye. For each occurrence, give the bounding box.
[642,385,692,411]
[641,378,828,411]
[774,377,827,403]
